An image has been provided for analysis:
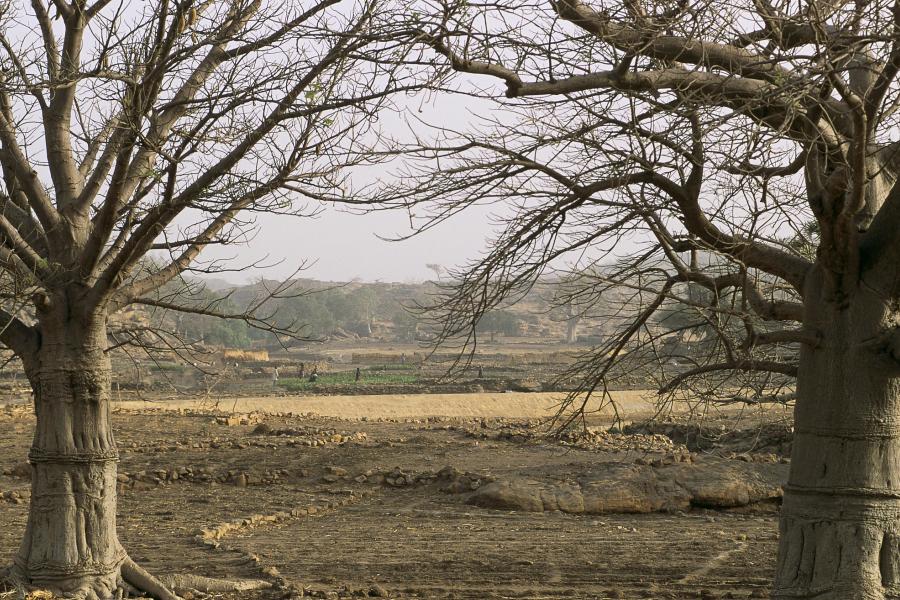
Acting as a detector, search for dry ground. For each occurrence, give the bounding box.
[111,390,658,419]
[0,393,790,600]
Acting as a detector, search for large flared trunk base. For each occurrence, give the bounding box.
[774,487,900,599]
[8,565,122,600]
[773,277,900,599]
[13,320,134,600]
[6,557,181,600]
[14,459,125,600]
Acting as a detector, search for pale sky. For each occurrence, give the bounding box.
[200,86,504,284]
[227,200,498,283]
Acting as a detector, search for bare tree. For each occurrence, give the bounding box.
[425,262,444,280]
[385,0,900,597]
[0,1,422,598]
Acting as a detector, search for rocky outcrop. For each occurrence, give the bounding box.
[467,457,786,514]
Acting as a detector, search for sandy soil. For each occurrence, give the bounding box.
[0,395,787,600]
[112,390,659,419]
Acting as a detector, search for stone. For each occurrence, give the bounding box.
[263,566,280,577]
[253,423,272,435]
[468,458,787,514]
[441,477,473,494]
[437,466,461,480]
[7,462,31,479]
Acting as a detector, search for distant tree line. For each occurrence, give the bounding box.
[153,281,537,348]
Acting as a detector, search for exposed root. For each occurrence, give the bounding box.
[3,560,269,600]
[120,558,181,600]
[0,565,27,600]
[160,574,272,593]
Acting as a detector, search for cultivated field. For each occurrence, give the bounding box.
[0,391,792,599]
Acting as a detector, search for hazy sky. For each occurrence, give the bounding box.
[225,200,498,283]
[202,86,504,284]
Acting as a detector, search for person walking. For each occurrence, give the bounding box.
[272,366,279,388]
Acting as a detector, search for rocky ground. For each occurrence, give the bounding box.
[0,400,792,599]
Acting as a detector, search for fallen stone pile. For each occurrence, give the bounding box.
[557,427,681,453]
[318,464,490,491]
[624,419,793,456]
[120,429,367,454]
[0,403,30,418]
[215,412,264,426]
[252,422,368,445]
[114,462,490,493]
[0,489,28,504]
[446,419,683,454]
[116,466,294,490]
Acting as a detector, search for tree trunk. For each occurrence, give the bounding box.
[14,314,124,599]
[774,271,900,599]
[565,316,579,344]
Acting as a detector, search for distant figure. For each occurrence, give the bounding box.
[312,364,319,376]
[400,353,406,365]
[477,365,484,378]
[355,367,361,382]
[272,366,279,387]
[309,372,318,383]
[298,362,305,378]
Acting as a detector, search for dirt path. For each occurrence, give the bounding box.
[111,390,662,419]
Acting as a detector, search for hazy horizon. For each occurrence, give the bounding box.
[188,184,499,285]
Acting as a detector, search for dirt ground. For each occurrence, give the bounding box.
[110,390,657,419]
[0,393,791,600]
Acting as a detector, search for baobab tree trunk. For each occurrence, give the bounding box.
[13,308,126,599]
[774,270,900,599]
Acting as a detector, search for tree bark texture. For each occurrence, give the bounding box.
[775,269,900,599]
[14,310,124,599]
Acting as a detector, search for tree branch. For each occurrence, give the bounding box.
[659,359,799,393]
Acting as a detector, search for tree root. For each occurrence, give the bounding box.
[0,559,270,600]
[0,565,27,600]
[120,558,181,600]
[160,574,272,594]
[122,558,273,598]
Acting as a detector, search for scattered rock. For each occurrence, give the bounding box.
[214,412,265,427]
[624,418,792,457]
